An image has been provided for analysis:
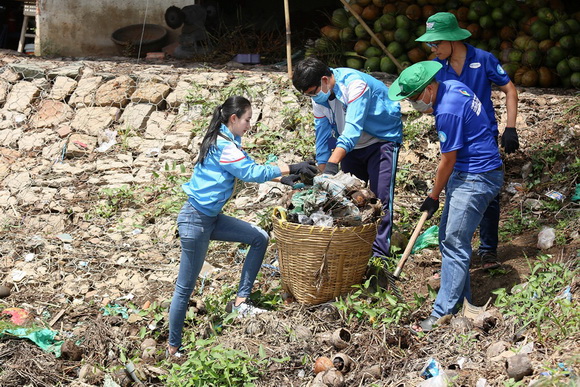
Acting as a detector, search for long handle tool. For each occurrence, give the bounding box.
[387,211,429,299]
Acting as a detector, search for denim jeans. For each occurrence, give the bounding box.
[168,202,269,348]
[431,168,503,318]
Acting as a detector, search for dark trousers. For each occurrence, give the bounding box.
[340,141,400,258]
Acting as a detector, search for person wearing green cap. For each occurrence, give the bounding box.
[389,61,504,333]
[417,11,519,271]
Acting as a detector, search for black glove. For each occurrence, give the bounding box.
[420,196,439,220]
[280,174,300,186]
[500,127,519,154]
[288,160,318,178]
[323,161,339,175]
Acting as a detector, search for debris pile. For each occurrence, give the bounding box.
[285,172,382,227]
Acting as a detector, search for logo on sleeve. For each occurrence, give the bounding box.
[497,64,506,75]
[469,62,481,69]
[438,131,447,143]
[459,90,471,97]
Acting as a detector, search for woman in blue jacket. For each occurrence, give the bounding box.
[167,96,317,356]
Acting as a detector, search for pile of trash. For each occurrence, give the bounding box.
[285,172,382,227]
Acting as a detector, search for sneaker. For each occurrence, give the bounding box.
[226,300,267,319]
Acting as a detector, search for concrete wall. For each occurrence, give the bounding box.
[37,0,195,57]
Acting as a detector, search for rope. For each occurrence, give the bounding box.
[137,0,150,62]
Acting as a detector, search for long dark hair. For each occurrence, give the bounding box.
[197,96,251,165]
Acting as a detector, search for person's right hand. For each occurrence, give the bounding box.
[420,196,439,220]
[288,160,318,178]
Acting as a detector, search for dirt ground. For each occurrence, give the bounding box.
[0,50,579,386]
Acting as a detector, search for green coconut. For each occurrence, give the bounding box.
[569,57,580,72]
[522,49,542,67]
[565,19,580,34]
[508,49,523,63]
[379,14,396,30]
[380,56,397,73]
[556,59,571,77]
[387,41,404,58]
[479,15,495,29]
[550,21,571,40]
[346,57,364,70]
[365,57,381,72]
[531,21,550,41]
[332,9,350,28]
[364,46,382,58]
[348,16,359,29]
[394,28,410,44]
[395,15,411,30]
[546,46,567,64]
[571,72,580,88]
[354,24,370,39]
[491,8,504,22]
[537,8,556,25]
[559,35,576,51]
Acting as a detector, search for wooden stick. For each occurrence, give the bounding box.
[338,0,403,71]
[284,0,293,78]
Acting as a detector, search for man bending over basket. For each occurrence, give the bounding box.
[292,57,403,259]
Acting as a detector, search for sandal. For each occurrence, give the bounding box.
[410,315,438,335]
[480,251,501,271]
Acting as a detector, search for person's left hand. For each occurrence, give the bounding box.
[500,127,519,154]
[323,162,339,175]
[280,174,300,186]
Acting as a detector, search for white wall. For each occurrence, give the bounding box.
[37,0,196,57]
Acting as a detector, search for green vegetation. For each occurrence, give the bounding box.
[493,255,579,345]
[161,337,269,386]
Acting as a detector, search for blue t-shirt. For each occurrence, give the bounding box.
[433,80,502,173]
[434,44,510,136]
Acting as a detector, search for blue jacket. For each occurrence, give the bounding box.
[312,68,402,164]
[182,124,282,216]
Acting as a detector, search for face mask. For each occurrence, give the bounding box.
[312,88,331,104]
[410,89,433,113]
[410,99,432,113]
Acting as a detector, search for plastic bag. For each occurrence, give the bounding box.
[537,227,556,249]
[411,225,439,254]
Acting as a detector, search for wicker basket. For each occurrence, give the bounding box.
[272,207,378,305]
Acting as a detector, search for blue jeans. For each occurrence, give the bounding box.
[168,202,269,348]
[431,168,503,318]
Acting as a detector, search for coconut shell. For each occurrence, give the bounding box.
[314,357,333,374]
[538,66,555,87]
[321,25,341,42]
[521,68,539,87]
[362,4,381,21]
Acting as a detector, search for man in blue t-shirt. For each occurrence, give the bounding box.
[388,61,504,333]
[417,12,519,270]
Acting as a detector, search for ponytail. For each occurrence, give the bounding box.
[197,96,251,165]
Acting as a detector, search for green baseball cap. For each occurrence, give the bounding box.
[416,12,471,42]
[388,61,442,101]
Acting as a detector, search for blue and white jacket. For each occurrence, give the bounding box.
[182,124,282,216]
[312,68,402,164]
